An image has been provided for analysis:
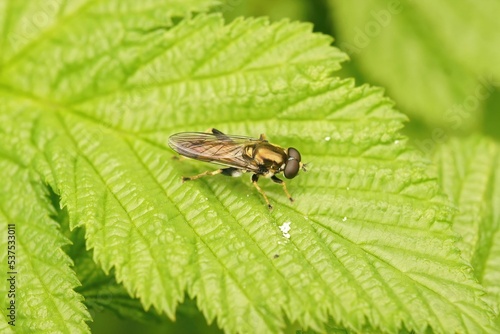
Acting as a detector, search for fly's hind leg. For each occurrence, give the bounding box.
[271,175,294,203]
[204,128,232,141]
[182,167,242,182]
[209,128,266,143]
[182,169,223,182]
[252,174,272,210]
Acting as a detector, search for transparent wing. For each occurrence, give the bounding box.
[168,132,261,171]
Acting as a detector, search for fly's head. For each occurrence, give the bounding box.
[283,147,306,179]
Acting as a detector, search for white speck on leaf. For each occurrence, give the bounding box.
[279,222,292,239]
[324,136,331,141]
[343,217,347,222]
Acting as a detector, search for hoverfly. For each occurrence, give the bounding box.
[168,128,306,209]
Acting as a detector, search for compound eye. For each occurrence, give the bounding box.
[288,147,301,162]
[284,159,299,179]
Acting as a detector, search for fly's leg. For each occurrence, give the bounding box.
[182,169,223,182]
[182,167,242,182]
[209,128,265,143]
[252,174,272,210]
[205,128,232,141]
[271,175,294,203]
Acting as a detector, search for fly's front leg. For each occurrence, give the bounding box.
[251,174,272,210]
[271,175,294,203]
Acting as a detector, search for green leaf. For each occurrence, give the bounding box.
[48,192,164,325]
[432,136,500,321]
[0,138,90,332]
[328,0,500,131]
[0,1,495,333]
[0,0,218,65]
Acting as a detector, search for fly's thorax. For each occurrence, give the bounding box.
[251,143,287,169]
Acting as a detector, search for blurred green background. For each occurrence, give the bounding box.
[221,0,500,141]
[90,0,500,332]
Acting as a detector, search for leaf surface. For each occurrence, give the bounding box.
[0,127,90,333]
[0,2,495,333]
